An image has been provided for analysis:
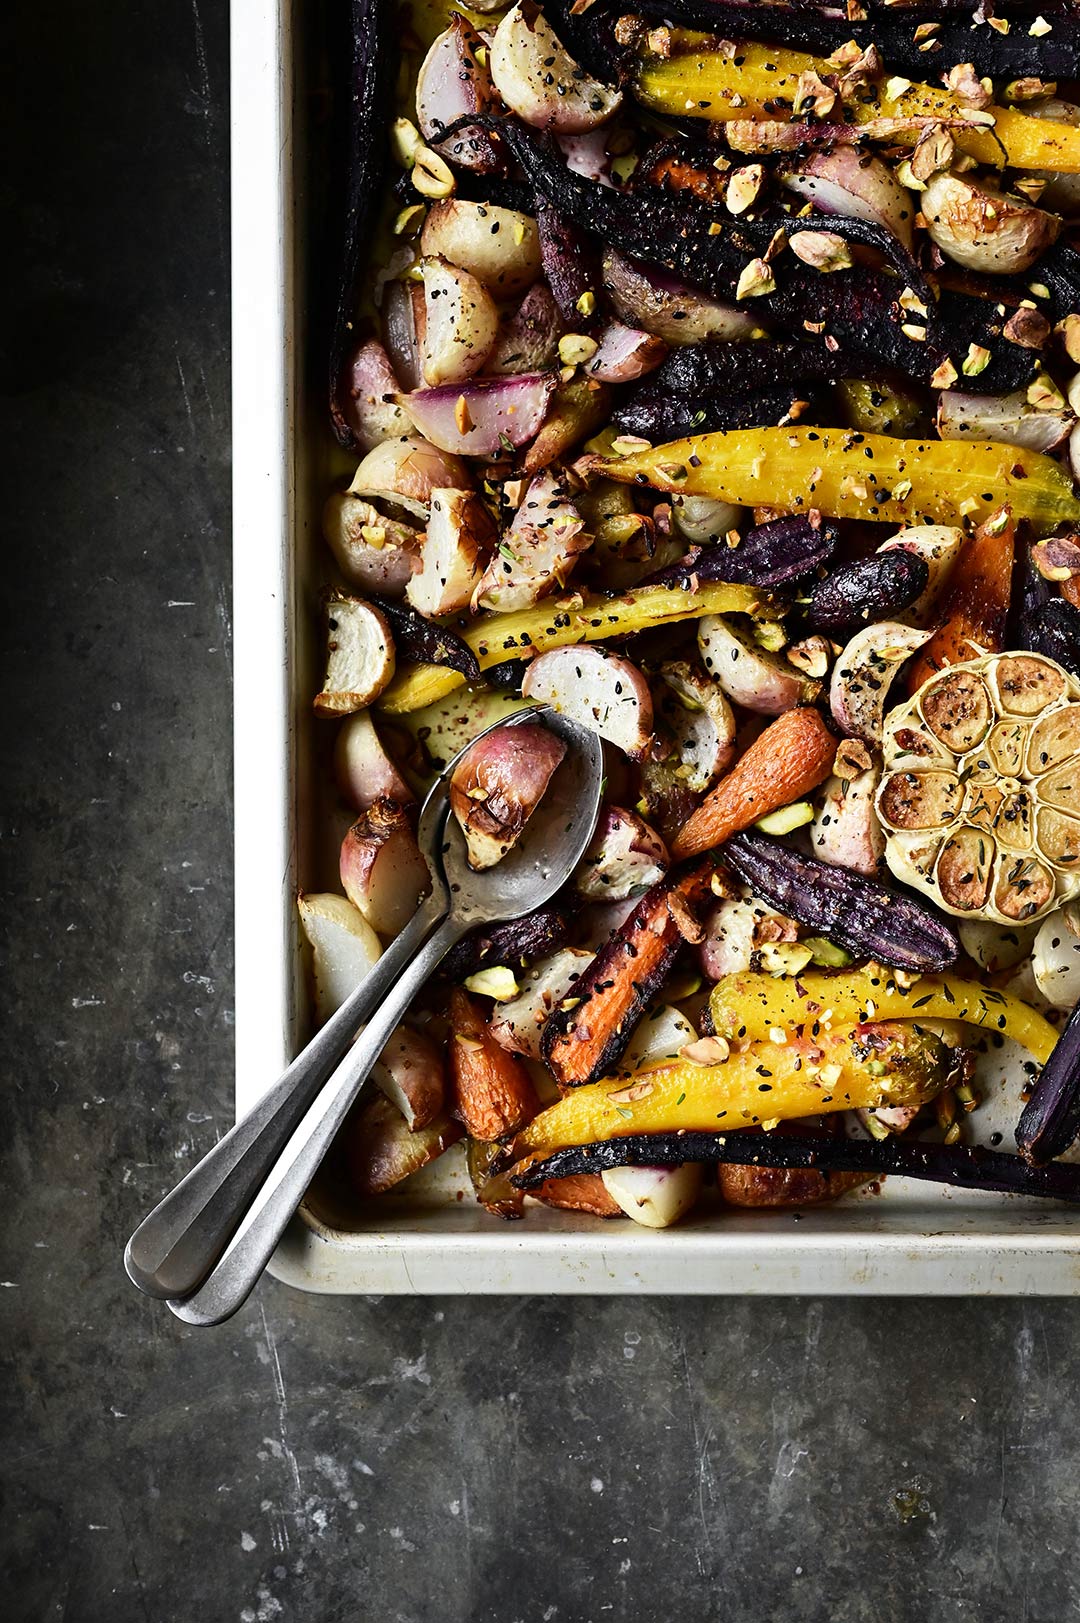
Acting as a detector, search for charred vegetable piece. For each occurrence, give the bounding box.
[536,198,602,329]
[516,1020,951,1157]
[906,512,1017,692]
[330,0,392,449]
[370,595,480,682]
[377,579,767,713]
[541,862,717,1088]
[672,709,836,859]
[708,966,1057,1063]
[807,553,929,636]
[588,430,1080,534]
[614,387,813,441]
[639,515,838,592]
[1016,998,1080,1164]
[440,908,570,983]
[1019,598,1080,683]
[720,829,960,972]
[507,1129,1080,1207]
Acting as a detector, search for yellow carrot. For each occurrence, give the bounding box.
[635,33,1080,171]
[589,428,1080,536]
[377,579,767,713]
[509,1021,951,1159]
[708,967,1058,1064]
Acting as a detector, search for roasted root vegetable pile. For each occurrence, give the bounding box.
[302,0,1080,1227]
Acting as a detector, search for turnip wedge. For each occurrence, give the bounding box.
[586,428,1080,534]
[450,720,566,870]
[399,372,557,456]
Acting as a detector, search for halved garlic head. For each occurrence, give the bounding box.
[878,652,1080,925]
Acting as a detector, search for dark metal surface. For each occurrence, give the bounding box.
[6,3,1080,1620]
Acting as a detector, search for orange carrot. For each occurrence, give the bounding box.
[671,707,836,859]
[906,508,1016,693]
[448,989,540,1141]
[530,1174,622,1217]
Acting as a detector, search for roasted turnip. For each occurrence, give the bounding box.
[699,896,798,981]
[400,372,558,457]
[811,756,886,878]
[336,338,409,451]
[450,720,567,870]
[1032,909,1080,1009]
[659,660,737,792]
[603,248,760,345]
[416,15,502,175]
[322,492,420,597]
[490,2,622,135]
[349,434,470,514]
[697,615,812,715]
[489,947,595,1058]
[420,257,499,387]
[521,646,654,757]
[334,710,414,813]
[472,468,590,613]
[574,806,669,902]
[830,622,932,744]
[781,147,916,253]
[314,595,396,715]
[406,488,498,618]
[297,892,382,1024]
[340,800,431,937]
[370,1023,446,1131]
[586,322,668,385]
[600,1163,704,1228]
[421,199,541,299]
[921,172,1060,276]
[347,1094,463,1198]
[937,388,1074,455]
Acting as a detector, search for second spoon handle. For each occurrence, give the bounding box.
[124,894,446,1301]
[167,909,468,1326]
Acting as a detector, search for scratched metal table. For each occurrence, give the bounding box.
[5,4,1080,1620]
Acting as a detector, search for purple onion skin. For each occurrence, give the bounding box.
[1016,998,1080,1165]
[369,596,480,682]
[806,551,929,635]
[440,909,570,983]
[638,515,839,592]
[509,1129,1080,1205]
[1019,597,1080,683]
[723,830,960,974]
[330,0,392,449]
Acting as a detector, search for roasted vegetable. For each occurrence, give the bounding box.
[330,0,392,448]
[514,1020,951,1158]
[377,578,767,712]
[906,511,1017,691]
[450,720,566,869]
[672,709,836,859]
[601,1161,704,1227]
[440,907,570,983]
[1016,999,1080,1164]
[315,595,397,716]
[371,595,480,682]
[807,553,929,636]
[530,1173,623,1217]
[708,966,1058,1064]
[1019,597,1080,682]
[633,31,1080,174]
[541,862,717,1087]
[449,987,540,1140]
[507,1129,1080,1207]
[347,1095,463,1198]
[588,430,1080,534]
[830,622,932,745]
[880,652,1080,926]
[718,828,959,972]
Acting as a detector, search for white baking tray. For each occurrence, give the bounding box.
[231,0,1080,1293]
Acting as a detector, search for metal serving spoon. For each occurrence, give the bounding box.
[125,705,603,1325]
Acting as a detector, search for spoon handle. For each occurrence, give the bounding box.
[166,910,468,1326]
[124,894,447,1301]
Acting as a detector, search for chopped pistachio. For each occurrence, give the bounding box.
[758,941,814,978]
[756,800,815,836]
[790,231,853,273]
[962,343,991,376]
[726,163,765,216]
[900,322,927,342]
[412,147,456,198]
[1028,372,1067,411]
[735,258,776,299]
[464,966,520,1002]
[393,203,426,237]
[1058,314,1080,365]
[930,358,959,390]
[391,117,422,168]
[558,333,599,366]
[1029,16,1053,36]
[575,290,597,318]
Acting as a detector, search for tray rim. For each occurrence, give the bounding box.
[230,0,1080,1295]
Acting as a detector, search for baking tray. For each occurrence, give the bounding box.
[230,0,1080,1293]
